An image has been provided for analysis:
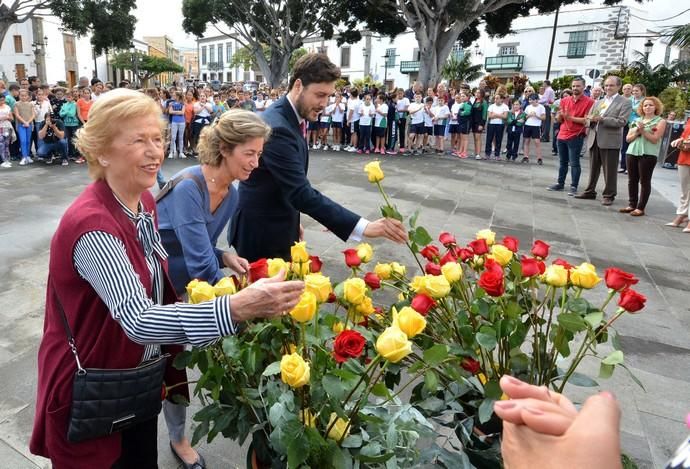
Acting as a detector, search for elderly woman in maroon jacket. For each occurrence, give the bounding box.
[29,89,304,469]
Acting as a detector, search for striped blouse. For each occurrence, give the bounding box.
[72,196,235,361]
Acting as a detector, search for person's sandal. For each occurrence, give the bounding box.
[619,207,635,213]
[630,209,645,217]
[665,215,688,227]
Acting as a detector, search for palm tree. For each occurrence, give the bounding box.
[626,51,690,96]
[669,24,690,48]
[441,51,483,87]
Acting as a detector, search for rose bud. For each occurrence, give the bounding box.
[502,236,519,253]
[457,248,474,262]
[552,258,573,270]
[425,262,442,276]
[531,240,550,259]
[520,256,542,277]
[343,248,362,267]
[468,238,489,256]
[248,258,269,283]
[604,267,639,291]
[420,245,440,261]
[309,255,323,273]
[461,357,481,375]
[439,231,457,247]
[364,272,381,290]
[618,288,646,313]
[440,249,458,266]
[327,292,337,303]
[410,293,436,316]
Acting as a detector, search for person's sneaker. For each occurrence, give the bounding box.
[19,157,28,166]
[0,161,11,168]
[61,159,69,166]
[475,154,483,160]
[460,152,468,159]
[546,184,564,191]
[399,147,406,153]
[521,156,529,163]
[567,187,577,196]
[356,149,363,154]
[27,157,34,164]
[75,157,86,164]
[167,152,174,159]
[323,144,330,151]
[386,149,397,155]
[315,143,321,150]
[44,156,54,165]
[537,158,543,165]
[365,150,370,155]
[348,146,357,153]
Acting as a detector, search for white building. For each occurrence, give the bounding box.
[0,16,95,86]
[473,4,683,85]
[197,34,260,84]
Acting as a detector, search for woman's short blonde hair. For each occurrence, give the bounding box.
[637,96,663,117]
[197,109,271,167]
[75,89,165,180]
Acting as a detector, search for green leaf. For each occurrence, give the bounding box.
[341,433,363,448]
[566,371,599,387]
[370,382,391,398]
[557,313,588,332]
[286,425,308,468]
[619,363,646,391]
[262,360,281,377]
[424,370,439,392]
[599,362,615,379]
[381,204,403,221]
[476,331,497,351]
[584,311,604,328]
[322,374,348,401]
[566,297,589,314]
[409,208,421,228]
[172,350,194,370]
[478,398,496,424]
[611,329,623,351]
[602,350,624,366]
[423,344,449,366]
[191,420,209,446]
[484,379,502,400]
[504,300,523,319]
[410,226,433,247]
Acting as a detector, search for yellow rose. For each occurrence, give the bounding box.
[299,409,317,428]
[363,161,384,183]
[490,244,513,267]
[289,291,317,323]
[267,258,289,277]
[390,262,406,277]
[376,326,413,363]
[356,243,374,263]
[393,306,427,338]
[213,276,237,296]
[280,352,310,388]
[397,292,406,302]
[374,263,392,280]
[441,262,463,283]
[290,260,311,277]
[570,262,601,289]
[326,413,350,441]
[332,321,345,334]
[476,229,496,246]
[283,343,297,354]
[189,281,215,304]
[342,277,367,305]
[355,295,375,317]
[186,279,200,298]
[291,241,309,263]
[412,275,450,299]
[304,273,332,303]
[543,264,568,287]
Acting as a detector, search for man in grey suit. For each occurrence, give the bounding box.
[574,76,632,205]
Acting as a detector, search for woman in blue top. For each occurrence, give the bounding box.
[155,109,270,468]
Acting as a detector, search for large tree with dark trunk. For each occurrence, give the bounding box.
[182,0,348,88]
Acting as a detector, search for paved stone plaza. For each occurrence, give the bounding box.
[0,144,688,468]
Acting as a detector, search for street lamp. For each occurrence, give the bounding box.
[644,39,653,61]
[31,35,48,54]
[383,51,390,89]
[31,35,48,83]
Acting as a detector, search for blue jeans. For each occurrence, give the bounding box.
[37,138,69,161]
[17,122,33,157]
[557,136,584,189]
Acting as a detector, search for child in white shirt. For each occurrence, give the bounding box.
[373,94,389,155]
[485,94,509,159]
[433,96,450,153]
[523,93,546,164]
[357,93,375,153]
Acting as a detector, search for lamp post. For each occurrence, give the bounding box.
[644,39,653,62]
[31,35,48,82]
[383,51,390,89]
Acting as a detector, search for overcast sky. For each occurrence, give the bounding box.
[134,0,690,50]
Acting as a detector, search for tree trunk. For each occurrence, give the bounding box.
[0,22,10,51]
[255,46,290,89]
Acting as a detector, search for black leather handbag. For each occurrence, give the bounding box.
[54,290,169,443]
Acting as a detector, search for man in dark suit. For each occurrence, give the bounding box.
[230,53,407,262]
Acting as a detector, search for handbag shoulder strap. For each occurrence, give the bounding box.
[51,283,86,374]
[154,171,205,203]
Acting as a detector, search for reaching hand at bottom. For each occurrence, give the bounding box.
[363,217,408,244]
[494,375,622,469]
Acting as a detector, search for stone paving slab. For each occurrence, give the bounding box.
[0,141,688,468]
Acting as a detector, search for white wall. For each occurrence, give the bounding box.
[0,22,36,82]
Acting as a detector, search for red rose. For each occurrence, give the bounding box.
[425,262,442,275]
[410,294,436,316]
[364,272,381,290]
[309,255,323,273]
[333,330,366,363]
[484,258,503,275]
[604,267,639,291]
[439,231,457,247]
[520,256,542,277]
[461,357,481,374]
[552,258,573,271]
[617,288,646,313]
[420,245,440,261]
[358,316,369,327]
[651,127,657,132]
[327,292,337,303]
[248,258,268,282]
[531,240,550,259]
[502,236,520,253]
[343,248,361,267]
[458,248,474,262]
[478,269,504,297]
[468,238,489,255]
[537,260,546,274]
[440,249,458,266]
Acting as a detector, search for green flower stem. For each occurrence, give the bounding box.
[557,308,626,393]
[339,361,390,444]
[300,322,308,358]
[538,287,558,382]
[380,280,407,293]
[600,289,618,312]
[313,307,320,340]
